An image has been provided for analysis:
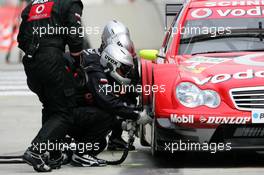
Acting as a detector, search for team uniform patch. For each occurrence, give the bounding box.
[99,78,108,84]
[75,13,81,24]
[28,1,54,21]
[83,49,97,55]
[75,13,81,19]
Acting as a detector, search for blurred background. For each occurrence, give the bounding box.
[0,0,178,65]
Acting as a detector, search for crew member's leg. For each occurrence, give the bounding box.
[70,106,114,167]
[108,118,136,151]
[22,48,76,172]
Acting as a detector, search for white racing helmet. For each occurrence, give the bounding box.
[100,44,134,85]
[106,33,136,57]
[101,20,130,46]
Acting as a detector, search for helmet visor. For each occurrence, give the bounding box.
[117,63,133,78]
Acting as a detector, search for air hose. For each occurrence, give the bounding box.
[0,155,25,164]
[0,159,25,164]
[106,127,136,165]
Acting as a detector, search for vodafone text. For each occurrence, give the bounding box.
[191,6,264,19]
[193,69,264,85]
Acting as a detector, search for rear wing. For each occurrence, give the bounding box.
[165,3,184,30]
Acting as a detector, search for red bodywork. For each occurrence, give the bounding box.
[141,0,264,143]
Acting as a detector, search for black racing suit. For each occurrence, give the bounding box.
[107,55,141,145]
[68,49,139,155]
[17,0,83,154]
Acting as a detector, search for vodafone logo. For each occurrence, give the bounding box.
[36,5,45,14]
[192,54,264,85]
[190,6,264,19]
[191,8,212,19]
[193,69,264,85]
[28,1,54,21]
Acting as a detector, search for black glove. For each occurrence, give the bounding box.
[71,54,81,69]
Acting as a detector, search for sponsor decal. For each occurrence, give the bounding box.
[199,116,207,123]
[186,56,231,64]
[191,53,264,85]
[199,116,251,124]
[184,56,231,74]
[28,1,54,21]
[170,114,194,124]
[252,110,264,123]
[32,0,49,5]
[193,69,264,85]
[185,66,206,74]
[204,1,264,7]
[99,78,108,84]
[188,6,264,20]
[105,55,118,65]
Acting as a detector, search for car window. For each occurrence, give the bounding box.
[179,17,264,55]
[164,16,178,53]
[164,4,184,53]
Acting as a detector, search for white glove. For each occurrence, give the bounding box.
[122,120,136,132]
[137,109,153,125]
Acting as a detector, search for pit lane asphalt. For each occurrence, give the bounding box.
[0,95,264,175]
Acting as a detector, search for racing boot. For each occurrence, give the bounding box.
[48,151,73,168]
[71,153,107,167]
[60,136,74,165]
[61,150,73,165]
[107,137,135,151]
[48,153,64,169]
[23,148,52,173]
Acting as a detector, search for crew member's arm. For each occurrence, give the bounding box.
[63,1,84,64]
[89,72,139,120]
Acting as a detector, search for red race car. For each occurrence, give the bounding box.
[139,0,264,156]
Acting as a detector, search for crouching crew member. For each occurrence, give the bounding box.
[67,44,152,167]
